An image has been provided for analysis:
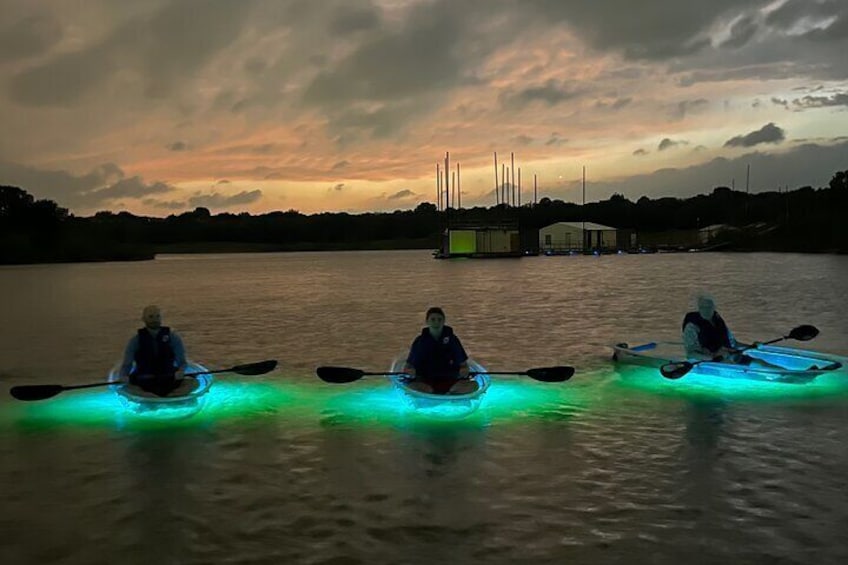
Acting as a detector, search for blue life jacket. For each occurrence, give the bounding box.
[408,325,465,380]
[134,327,176,376]
[682,312,731,354]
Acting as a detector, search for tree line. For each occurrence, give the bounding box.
[1,169,846,264]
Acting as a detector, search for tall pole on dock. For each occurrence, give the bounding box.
[534,173,537,206]
[451,171,456,208]
[746,163,750,194]
[494,152,499,206]
[518,168,521,208]
[457,162,461,209]
[582,165,586,251]
[502,164,506,206]
[444,152,450,210]
[745,163,751,222]
[510,152,515,207]
[435,163,439,211]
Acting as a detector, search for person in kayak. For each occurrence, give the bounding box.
[682,294,743,361]
[119,305,189,397]
[682,295,790,369]
[402,307,475,394]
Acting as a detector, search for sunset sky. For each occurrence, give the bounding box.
[1,0,846,216]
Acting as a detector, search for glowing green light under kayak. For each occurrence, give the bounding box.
[611,363,848,401]
[6,381,304,430]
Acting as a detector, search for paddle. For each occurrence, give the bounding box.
[9,359,278,402]
[316,365,575,384]
[659,324,819,380]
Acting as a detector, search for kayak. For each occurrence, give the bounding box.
[389,356,491,417]
[108,361,213,415]
[612,341,842,384]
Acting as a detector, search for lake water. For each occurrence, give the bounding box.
[1,250,847,564]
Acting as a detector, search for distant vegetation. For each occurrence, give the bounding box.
[1,169,846,264]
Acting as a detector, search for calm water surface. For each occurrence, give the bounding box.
[1,250,847,564]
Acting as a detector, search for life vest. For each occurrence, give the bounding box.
[410,325,463,379]
[134,327,176,376]
[682,312,731,354]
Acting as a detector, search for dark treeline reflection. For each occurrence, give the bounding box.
[2,169,846,264]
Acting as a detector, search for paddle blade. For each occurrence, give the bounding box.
[659,362,692,380]
[10,384,65,401]
[788,325,819,342]
[228,360,278,376]
[316,366,366,383]
[524,366,575,382]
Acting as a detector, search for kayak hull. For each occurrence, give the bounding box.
[389,356,491,418]
[108,361,213,416]
[612,341,841,384]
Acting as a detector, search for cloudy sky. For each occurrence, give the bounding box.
[1,0,846,216]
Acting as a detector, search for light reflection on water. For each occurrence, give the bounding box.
[1,250,847,564]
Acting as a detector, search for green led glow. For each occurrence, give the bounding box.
[318,378,594,428]
[2,378,595,431]
[10,364,841,433]
[449,230,477,254]
[5,381,308,431]
[610,364,848,401]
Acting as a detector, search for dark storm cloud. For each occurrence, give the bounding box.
[167,141,188,151]
[554,139,848,201]
[331,160,350,171]
[720,15,759,48]
[327,99,435,139]
[658,138,688,151]
[96,177,172,200]
[672,98,709,119]
[791,92,848,109]
[611,97,632,109]
[0,13,63,63]
[724,122,786,147]
[143,198,186,210]
[633,148,649,156]
[546,134,567,146]
[210,143,279,156]
[8,0,256,106]
[188,189,262,208]
[765,0,841,31]
[329,4,381,35]
[303,1,473,105]
[387,189,415,200]
[0,160,175,208]
[500,80,581,109]
[8,0,837,142]
[525,0,762,60]
[678,64,802,87]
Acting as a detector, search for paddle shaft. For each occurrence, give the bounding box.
[362,371,530,377]
[659,325,819,379]
[56,368,216,392]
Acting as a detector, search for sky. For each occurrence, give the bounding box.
[0,0,846,216]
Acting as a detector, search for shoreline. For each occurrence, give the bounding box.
[2,242,846,266]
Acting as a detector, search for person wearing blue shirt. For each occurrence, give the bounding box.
[402,307,475,394]
[119,305,188,397]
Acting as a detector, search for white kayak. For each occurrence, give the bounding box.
[612,341,842,384]
[389,356,491,417]
[108,360,213,414]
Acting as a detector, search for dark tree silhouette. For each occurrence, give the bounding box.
[2,169,847,264]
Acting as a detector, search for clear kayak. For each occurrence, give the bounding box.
[389,356,491,418]
[108,361,213,416]
[612,341,842,384]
